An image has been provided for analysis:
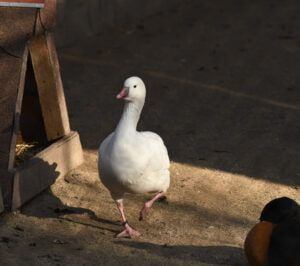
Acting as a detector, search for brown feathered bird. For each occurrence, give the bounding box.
[244,197,300,266]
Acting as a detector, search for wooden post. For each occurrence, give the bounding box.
[29,33,71,140]
[8,47,29,170]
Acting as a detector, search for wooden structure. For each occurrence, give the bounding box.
[0,0,83,212]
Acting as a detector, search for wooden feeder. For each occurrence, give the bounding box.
[0,0,83,213]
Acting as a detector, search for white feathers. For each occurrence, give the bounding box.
[98,77,170,200]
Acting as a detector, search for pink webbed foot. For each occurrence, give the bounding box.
[116,223,141,238]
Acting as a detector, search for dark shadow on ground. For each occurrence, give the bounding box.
[115,241,246,265]
[17,160,118,233]
[1,224,246,265]
[21,189,119,234]
[58,0,300,187]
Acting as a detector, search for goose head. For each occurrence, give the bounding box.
[117,76,146,103]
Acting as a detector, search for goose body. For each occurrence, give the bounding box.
[98,76,170,237]
[100,130,170,199]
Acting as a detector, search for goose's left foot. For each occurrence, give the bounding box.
[116,223,141,238]
[115,199,140,237]
[139,192,165,221]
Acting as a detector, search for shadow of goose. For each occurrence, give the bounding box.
[114,241,246,265]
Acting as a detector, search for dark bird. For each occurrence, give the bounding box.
[244,197,300,266]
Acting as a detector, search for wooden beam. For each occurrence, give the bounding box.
[29,33,70,141]
[8,47,29,170]
[12,131,83,210]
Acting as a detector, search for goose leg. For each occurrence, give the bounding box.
[139,191,165,221]
[115,199,141,238]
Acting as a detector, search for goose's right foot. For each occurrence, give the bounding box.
[139,191,165,221]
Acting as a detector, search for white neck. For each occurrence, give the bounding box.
[115,99,145,136]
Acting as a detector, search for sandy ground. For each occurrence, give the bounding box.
[1,1,300,265]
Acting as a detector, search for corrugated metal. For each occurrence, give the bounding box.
[0,1,44,8]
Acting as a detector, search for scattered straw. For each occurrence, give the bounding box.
[15,142,40,165]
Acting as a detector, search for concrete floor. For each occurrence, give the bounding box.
[1,1,299,265]
[61,0,300,186]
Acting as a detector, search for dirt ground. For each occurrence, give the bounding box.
[1,1,300,265]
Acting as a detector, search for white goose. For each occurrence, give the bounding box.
[98,76,170,238]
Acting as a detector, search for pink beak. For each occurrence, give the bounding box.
[116,87,129,99]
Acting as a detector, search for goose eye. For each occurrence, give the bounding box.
[133,85,137,88]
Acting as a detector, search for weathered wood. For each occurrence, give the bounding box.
[29,33,70,141]
[12,131,83,210]
[1,1,83,211]
[8,47,29,170]
[0,8,36,205]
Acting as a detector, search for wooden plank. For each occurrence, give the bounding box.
[12,131,83,210]
[29,33,70,141]
[22,1,57,141]
[8,47,29,170]
[46,33,69,132]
